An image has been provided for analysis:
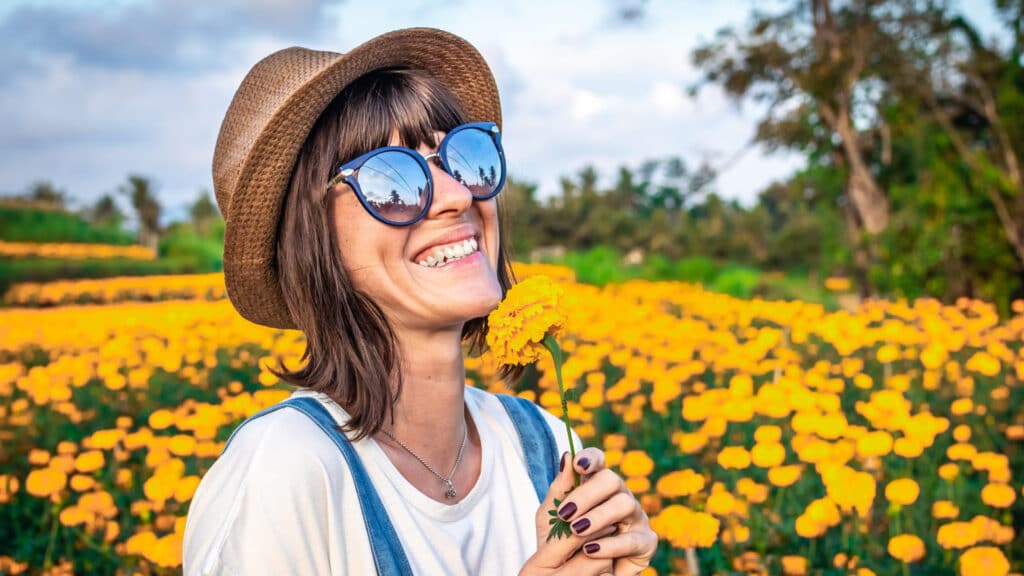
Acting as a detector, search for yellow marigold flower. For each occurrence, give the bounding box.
[25,468,67,499]
[885,478,920,506]
[953,424,972,443]
[625,476,650,494]
[650,505,719,548]
[933,500,960,519]
[855,569,876,576]
[718,446,751,470]
[752,442,786,468]
[754,425,782,444]
[769,465,803,488]
[888,534,925,563]
[169,435,197,457]
[951,398,974,416]
[948,443,977,461]
[70,474,96,492]
[965,352,1001,377]
[0,475,20,504]
[893,437,924,458]
[706,490,736,515]
[74,450,105,473]
[736,479,768,504]
[940,463,960,482]
[59,505,90,527]
[959,546,1009,576]
[655,469,705,498]
[486,276,566,365]
[980,483,1016,508]
[148,409,176,431]
[857,431,893,458]
[938,521,979,550]
[27,449,50,466]
[619,450,654,477]
[877,345,900,363]
[781,555,808,575]
[920,343,947,370]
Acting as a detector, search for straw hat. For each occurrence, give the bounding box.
[212,28,502,329]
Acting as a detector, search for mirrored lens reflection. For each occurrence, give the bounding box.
[445,129,501,197]
[358,151,428,222]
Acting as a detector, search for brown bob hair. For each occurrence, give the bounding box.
[266,67,521,440]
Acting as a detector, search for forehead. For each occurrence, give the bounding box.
[387,125,444,148]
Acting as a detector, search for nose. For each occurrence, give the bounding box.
[426,157,474,219]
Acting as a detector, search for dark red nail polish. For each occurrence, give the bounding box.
[558,501,577,519]
[577,456,591,471]
[572,518,591,533]
[584,543,600,554]
[560,452,567,472]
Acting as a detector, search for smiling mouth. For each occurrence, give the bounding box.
[417,237,479,268]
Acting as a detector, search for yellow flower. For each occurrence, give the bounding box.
[938,521,979,550]
[486,276,566,365]
[781,555,808,575]
[959,546,1009,576]
[885,478,920,506]
[965,352,1001,377]
[933,500,960,519]
[752,442,786,468]
[74,450,105,474]
[888,534,925,563]
[940,463,960,482]
[655,469,705,498]
[980,483,1016,508]
[619,450,654,477]
[25,468,67,499]
[650,505,719,548]
[768,465,803,488]
[754,425,782,444]
[717,446,751,470]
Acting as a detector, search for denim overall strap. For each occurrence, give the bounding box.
[222,397,413,576]
[494,394,560,503]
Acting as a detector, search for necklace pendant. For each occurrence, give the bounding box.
[444,480,457,500]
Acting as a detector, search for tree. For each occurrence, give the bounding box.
[119,174,161,251]
[86,193,125,230]
[24,180,67,209]
[189,188,220,238]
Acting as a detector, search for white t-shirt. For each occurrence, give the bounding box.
[183,386,582,576]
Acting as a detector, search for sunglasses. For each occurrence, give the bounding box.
[326,121,506,226]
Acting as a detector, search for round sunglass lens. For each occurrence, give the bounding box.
[444,128,502,197]
[357,151,429,223]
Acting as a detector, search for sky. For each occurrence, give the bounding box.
[0,0,1005,225]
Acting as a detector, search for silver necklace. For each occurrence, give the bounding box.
[380,423,468,500]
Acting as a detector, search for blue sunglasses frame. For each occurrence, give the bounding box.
[326,121,507,227]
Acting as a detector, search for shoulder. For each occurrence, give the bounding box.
[467,386,584,454]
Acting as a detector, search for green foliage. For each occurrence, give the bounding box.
[158,223,223,272]
[709,265,761,299]
[0,206,136,245]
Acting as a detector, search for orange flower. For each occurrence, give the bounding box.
[888,534,925,563]
[959,546,1009,576]
[980,483,1016,508]
[768,465,803,488]
[885,478,920,506]
[655,469,705,498]
[717,446,751,470]
[486,276,566,365]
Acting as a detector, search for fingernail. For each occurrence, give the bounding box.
[560,452,567,472]
[584,542,600,554]
[558,501,576,520]
[572,518,591,533]
[577,456,591,471]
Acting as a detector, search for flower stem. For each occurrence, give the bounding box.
[544,334,578,489]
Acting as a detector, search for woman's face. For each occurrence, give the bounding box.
[329,127,504,333]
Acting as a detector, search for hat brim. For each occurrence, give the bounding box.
[220,28,502,329]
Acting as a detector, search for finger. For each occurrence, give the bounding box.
[531,451,582,567]
[554,469,623,523]
[580,529,659,574]
[554,542,615,576]
[572,447,606,481]
[565,492,636,539]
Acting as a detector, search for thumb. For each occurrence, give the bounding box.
[542,451,577,509]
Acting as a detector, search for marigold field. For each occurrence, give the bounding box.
[0,264,1022,575]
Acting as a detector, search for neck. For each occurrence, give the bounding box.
[379,325,472,468]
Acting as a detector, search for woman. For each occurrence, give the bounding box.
[183,28,658,575]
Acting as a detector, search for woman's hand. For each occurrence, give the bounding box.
[520,448,658,575]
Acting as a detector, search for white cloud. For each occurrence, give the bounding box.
[650,81,688,115]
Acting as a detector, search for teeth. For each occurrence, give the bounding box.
[421,237,479,267]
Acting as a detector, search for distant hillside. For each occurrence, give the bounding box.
[0,205,136,245]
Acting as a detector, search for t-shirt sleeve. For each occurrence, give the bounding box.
[183,408,346,576]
